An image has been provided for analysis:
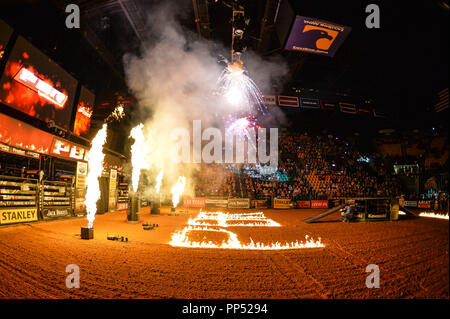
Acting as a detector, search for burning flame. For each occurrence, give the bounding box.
[171,176,186,208]
[169,211,324,250]
[130,123,145,193]
[155,170,164,193]
[419,212,449,220]
[188,211,280,227]
[85,124,107,228]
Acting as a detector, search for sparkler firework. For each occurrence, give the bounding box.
[85,124,108,229]
[216,60,267,117]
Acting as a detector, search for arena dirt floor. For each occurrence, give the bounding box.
[0,207,448,299]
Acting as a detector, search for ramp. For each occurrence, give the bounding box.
[304,204,345,223]
[399,206,416,216]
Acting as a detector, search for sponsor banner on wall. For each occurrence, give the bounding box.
[320,100,338,111]
[418,200,431,209]
[367,213,387,219]
[251,199,268,208]
[50,137,89,162]
[300,97,320,109]
[284,16,351,57]
[339,102,357,114]
[75,161,87,189]
[0,142,40,159]
[42,207,72,220]
[205,198,229,208]
[117,202,128,211]
[404,201,418,208]
[0,207,38,224]
[228,198,250,209]
[108,169,117,211]
[278,95,299,107]
[263,95,277,106]
[311,200,329,209]
[183,197,206,208]
[296,200,311,208]
[357,106,372,116]
[274,198,291,209]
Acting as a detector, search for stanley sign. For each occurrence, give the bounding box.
[0,208,38,225]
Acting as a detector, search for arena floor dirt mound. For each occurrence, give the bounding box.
[0,207,448,299]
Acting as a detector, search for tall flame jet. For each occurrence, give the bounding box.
[85,124,107,228]
[171,176,186,208]
[130,124,145,193]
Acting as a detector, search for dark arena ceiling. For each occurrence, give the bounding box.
[1,0,448,128]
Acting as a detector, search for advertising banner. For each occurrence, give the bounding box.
[205,198,229,208]
[0,36,77,129]
[357,106,372,116]
[339,102,357,114]
[284,16,351,57]
[274,198,291,209]
[73,86,94,137]
[183,197,206,208]
[404,201,418,208]
[296,200,311,208]
[108,169,117,211]
[75,161,87,189]
[50,137,89,162]
[0,207,38,225]
[251,199,268,208]
[320,100,338,111]
[227,198,250,209]
[278,95,299,107]
[42,207,72,220]
[300,97,320,109]
[263,95,277,106]
[311,200,329,209]
[117,202,128,211]
[418,200,431,209]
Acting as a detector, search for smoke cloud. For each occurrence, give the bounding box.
[123,0,288,198]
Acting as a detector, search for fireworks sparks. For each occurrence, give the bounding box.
[419,212,449,220]
[171,176,186,208]
[155,170,164,193]
[216,61,267,117]
[129,123,145,193]
[169,211,324,250]
[85,124,107,229]
[106,105,125,123]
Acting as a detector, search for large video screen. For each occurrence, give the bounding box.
[0,36,77,129]
[73,86,94,137]
[0,19,13,62]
